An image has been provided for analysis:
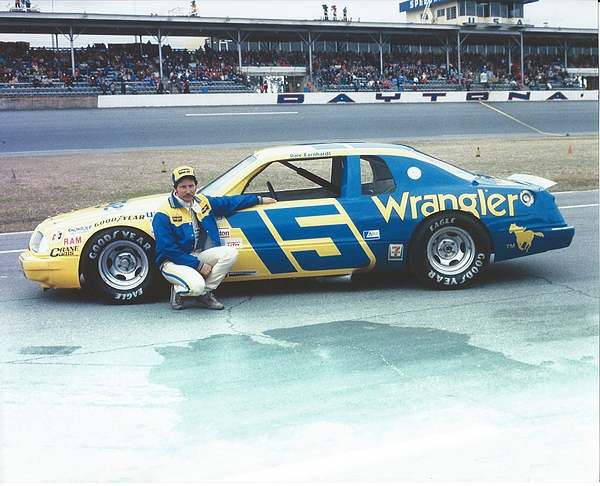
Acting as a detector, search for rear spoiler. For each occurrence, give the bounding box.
[508,174,557,189]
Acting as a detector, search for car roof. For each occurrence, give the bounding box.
[249,142,479,182]
[253,142,416,161]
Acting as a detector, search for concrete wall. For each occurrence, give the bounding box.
[1,90,597,110]
[98,90,598,108]
[0,95,97,110]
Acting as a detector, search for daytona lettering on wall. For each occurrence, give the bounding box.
[276,91,577,104]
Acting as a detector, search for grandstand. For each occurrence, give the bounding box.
[0,10,597,100]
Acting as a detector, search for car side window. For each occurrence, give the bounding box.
[361,156,397,195]
[243,157,345,201]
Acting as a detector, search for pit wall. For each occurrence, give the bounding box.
[0,95,98,110]
[98,89,598,109]
[1,90,596,110]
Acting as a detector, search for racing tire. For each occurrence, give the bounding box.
[408,212,492,290]
[81,227,159,303]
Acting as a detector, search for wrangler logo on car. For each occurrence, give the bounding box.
[372,190,519,221]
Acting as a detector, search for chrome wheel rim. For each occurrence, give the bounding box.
[97,240,149,290]
[427,226,475,276]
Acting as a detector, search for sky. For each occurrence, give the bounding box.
[3,0,598,47]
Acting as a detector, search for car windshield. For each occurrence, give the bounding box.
[413,149,478,181]
[200,155,257,195]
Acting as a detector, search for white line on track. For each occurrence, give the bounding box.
[559,203,599,209]
[1,249,26,254]
[185,111,298,117]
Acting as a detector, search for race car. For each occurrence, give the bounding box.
[19,142,574,303]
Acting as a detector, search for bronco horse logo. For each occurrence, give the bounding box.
[509,223,544,252]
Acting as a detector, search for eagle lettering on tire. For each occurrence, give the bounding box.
[409,212,492,289]
[81,227,158,302]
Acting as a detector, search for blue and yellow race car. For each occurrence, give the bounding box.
[19,143,574,302]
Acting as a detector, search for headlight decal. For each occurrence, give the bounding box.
[32,232,49,254]
[519,190,535,207]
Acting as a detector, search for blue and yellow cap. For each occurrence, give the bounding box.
[172,166,197,185]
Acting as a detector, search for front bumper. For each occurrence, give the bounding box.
[19,251,81,289]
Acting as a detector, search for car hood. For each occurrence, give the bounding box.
[36,193,169,232]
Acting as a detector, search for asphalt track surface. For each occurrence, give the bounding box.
[0,100,598,155]
[0,101,598,482]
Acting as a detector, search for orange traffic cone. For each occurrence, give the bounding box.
[568,145,573,154]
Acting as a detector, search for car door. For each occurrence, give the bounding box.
[338,154,404,272]
[222,155,377,280]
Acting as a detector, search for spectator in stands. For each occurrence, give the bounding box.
[65,73,74,90]
[0,41,596,94]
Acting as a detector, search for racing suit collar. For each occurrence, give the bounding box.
[172,192,204,215]
[170,191,201,209]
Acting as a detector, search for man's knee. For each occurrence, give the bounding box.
[170,277,205,297]
[212,246,238,267]
[162,265,205,297]
[187,279,205,297]
[223,246,238,263]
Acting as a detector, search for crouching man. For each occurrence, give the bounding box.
[152,166,276,310]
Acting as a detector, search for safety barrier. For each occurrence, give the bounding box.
[1,88,596,110]
[97,89,598,108]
